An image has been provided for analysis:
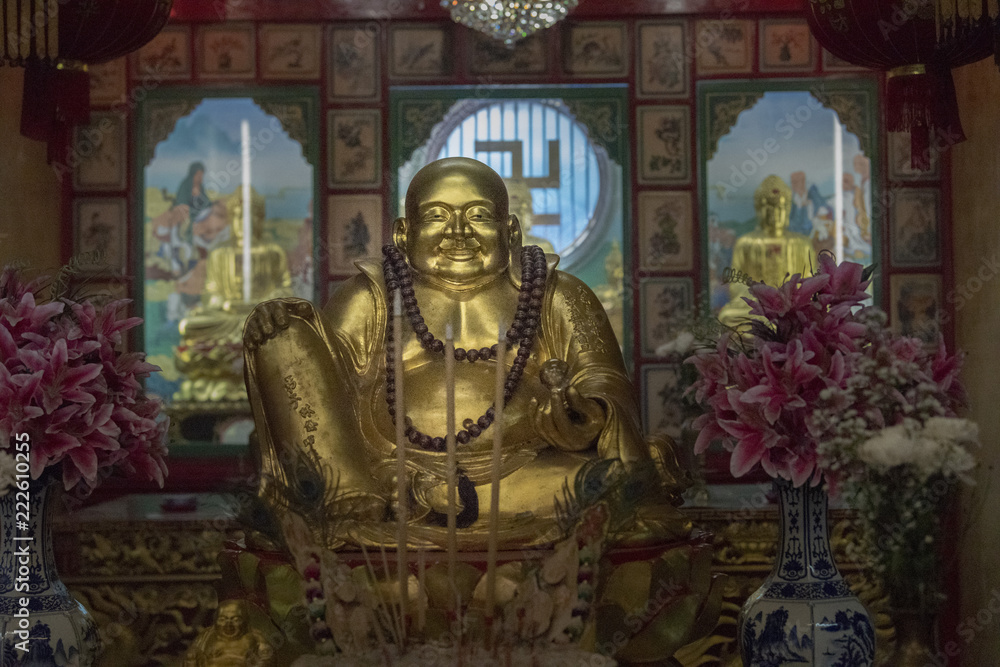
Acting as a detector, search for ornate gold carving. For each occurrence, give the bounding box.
[399,100,448,157]
[705,92,766,161]
[568,284,612,354]
[564,99,621,155]
[143,101,198,167]
[812,89,875,155]
[256,100,311,158]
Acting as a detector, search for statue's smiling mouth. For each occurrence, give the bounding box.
[439,240,481,261]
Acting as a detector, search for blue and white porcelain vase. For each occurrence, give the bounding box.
[0,481,100,666]
[739,479,875,666]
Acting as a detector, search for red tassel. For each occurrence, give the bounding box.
[886,66,966,171]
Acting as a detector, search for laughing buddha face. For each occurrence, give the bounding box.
[397,158,518,290]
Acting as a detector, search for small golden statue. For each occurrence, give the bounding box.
[503,178,555,255]
[174,186,293,403]
[718,174,816,327]
[183,600,275,667]
[243,157,690,549]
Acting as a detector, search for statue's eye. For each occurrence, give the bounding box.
[421,208,449,223]
[466,207,493,222]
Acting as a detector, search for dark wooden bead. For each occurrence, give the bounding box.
[529,298,542,310]
[531,288,544,299]
[454,348,467,361]
[414,322,429,335]
[478,415,492,428]
[468,424,482,438]
[431,339,444,353]
[518,291,531,303]
[490,344,499,357]
[534,267,546,279]
[463,418,475,429]
[486,406,495,419]
[400,274,413,287]
[403,295,418,308]
[522,327,536,339]
[386,280,399,292]
[387,405,396,416]
[408,430,421,444]
[431,436,445,450]
[479,347,492,360]
[456,430,471,444]
[419,434,432,449]
[467,349,479,362]
[420,331,435,345]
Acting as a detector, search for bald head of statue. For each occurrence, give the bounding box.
[396,158,522,289]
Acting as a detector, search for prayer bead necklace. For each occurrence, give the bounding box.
[380,244,547,452]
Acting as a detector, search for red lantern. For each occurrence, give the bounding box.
[1,0,173,157]
[806,0,997,170]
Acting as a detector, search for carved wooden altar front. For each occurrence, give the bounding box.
[52,488,895,666]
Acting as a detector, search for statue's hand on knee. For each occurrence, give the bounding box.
[244,300,298,351]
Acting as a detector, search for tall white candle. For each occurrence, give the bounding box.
[393,290,408,636]
[485,321,505,622]
[240,120,252,304]
[444,323,458,595]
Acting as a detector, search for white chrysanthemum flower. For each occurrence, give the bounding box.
[857,425,912,468]
[923,417,979,446]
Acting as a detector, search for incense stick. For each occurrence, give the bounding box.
[360,543,401,648]
[485,321,505,624]
[444,323,458,601]
[393,291,408,638]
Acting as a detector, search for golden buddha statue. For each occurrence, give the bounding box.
[717,174,816,328]
[175,187,293,403]
[504,178,555,255]
[243,157,690,550]
[183,600,275,667]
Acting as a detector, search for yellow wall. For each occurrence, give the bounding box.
[953,57,1000,665]
[0,67,63,270]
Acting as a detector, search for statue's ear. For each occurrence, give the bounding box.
[392,217,407,252]
[507,214,523,286]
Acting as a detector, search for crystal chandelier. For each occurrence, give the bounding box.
[442,0,578,47]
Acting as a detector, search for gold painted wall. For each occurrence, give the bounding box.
[0,67,62,269]
[953,57,1000,665]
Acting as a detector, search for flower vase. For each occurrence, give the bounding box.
[739,479,875,666]
[0,481,100,665]
[888,609,938,667]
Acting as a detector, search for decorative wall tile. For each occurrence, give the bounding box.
[329,25,381,100]
[637,190,694,272]
[74,198,127,275]
[640,277,695,356]
[196,23,256,80]
[260,24,321,80]
[890,188,941,267]
[637,106,691,185]
[327,194,383,274]
[389,24,450,79]
[564,22,628,77]
[327,110,382,188]
[636,21,689,98]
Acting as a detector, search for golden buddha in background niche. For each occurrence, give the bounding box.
[175,186,293,403]
[718,174,816,328]
[243,157,690,550]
